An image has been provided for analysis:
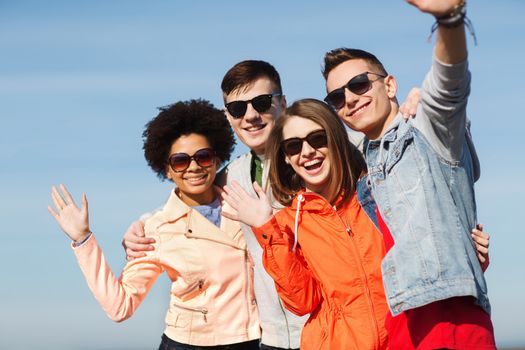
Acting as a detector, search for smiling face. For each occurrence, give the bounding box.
[165,133,217,206]
[282,116,331,197]
[224,77,286,154]
[325,59,398,140]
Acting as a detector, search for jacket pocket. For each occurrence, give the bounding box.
[384,131,414,174]
[165,309,190,328]
[166,300,209,329]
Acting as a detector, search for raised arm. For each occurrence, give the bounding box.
[48,185,163,322]
[222,181,322,315]
[407,0,467,63]
[406,0,473,162]
[252,217,323,316]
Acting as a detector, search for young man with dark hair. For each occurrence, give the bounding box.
[218,60,307,350]
[322,1,495,348]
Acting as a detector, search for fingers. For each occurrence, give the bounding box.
[471,225,490,272]
[222,185,242,208]
[231,181,248,198]
[123,238,154,253]
[122,220,154,257]
[60,184,77,208]
[253,181,266,199]
[82,193,88,212]
[400,87,420,118]
[125,248,147,261]
[47,205,60,221]
[51,185,66,210]
[132,220,147,237]
[471,228,490,248]
[221,210,238,221]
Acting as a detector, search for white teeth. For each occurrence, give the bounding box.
[352,104,368,116]
[185,175,206,182]
[245,124,265,131]
[304,159,322,167]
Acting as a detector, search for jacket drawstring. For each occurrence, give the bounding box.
[293,194,305,252]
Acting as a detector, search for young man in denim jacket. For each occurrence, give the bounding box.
[322,0,495,348]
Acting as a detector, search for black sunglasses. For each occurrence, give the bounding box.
[168,148,216,172]
[324,72,387,110]
[281,129,328,156]
[225,93,281,119]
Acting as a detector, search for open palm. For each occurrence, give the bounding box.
[221,181,273,228]
[48,184,91,243]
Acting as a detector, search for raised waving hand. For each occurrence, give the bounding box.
[221,181,273,228]
[48,184,91,243]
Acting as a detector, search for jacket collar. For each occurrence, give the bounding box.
[155,188,245,250]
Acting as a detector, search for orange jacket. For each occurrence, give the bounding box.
[252,190,388,350]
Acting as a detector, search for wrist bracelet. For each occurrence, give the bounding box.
[437,1,466,28]
[427,1,477,45]
[73,231,92,247]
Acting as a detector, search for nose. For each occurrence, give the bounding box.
[344,87,360,107]
[243,102,260,122]
[300,140,316,157]
[186,158,201,171]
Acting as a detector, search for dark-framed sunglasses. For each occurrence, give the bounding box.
[324,72,387,110]
[225,93,282,119]
[168,148,216,172]
[281,129,328,157]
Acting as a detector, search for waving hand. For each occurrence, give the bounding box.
[48,184,91,243]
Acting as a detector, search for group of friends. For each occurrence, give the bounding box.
[48,1,497,349]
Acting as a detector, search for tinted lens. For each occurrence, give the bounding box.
[324,89,346,110]
[347,73,372,95]
[226,94,276,119]
[169,154,191,172]
[193,149,215,167]
[251,94,273,113]
[281,130,328,156]
[282,139,303,156]
[306,130,328,149]
[226,101,247,119]
[168,148,215,172]
[324,73,373,110]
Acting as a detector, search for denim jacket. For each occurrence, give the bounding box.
[365,55,490,316]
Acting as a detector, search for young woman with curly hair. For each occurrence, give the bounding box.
[48,99,261,350]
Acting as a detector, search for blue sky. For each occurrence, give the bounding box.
[1,1,524,349]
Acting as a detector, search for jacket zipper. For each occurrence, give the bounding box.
[333,204,382,348]
[278,298,292,348]
[171,299,209,322]
[298,191,381,348]
[244,249,252,335]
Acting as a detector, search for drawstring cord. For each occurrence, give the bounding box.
[293,194,305,252]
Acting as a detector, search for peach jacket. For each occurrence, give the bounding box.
[73,190,261,346]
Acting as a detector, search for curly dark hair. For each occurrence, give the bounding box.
[143,99,236,180]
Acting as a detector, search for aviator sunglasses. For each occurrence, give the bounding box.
[281,129,328,157]
[324,72,387,110]
[225,93,282,119]
[168,148,216,172]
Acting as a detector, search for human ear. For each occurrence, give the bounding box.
[384,75,398,99]
[165,166,173,181]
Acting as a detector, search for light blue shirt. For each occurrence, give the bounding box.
[192,196,221,228]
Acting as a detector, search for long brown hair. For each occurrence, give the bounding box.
[266,98,366,207]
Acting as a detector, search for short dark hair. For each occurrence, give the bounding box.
[266,98,367,206]
[322,48,388,79]
[143,99,235,180]
[221,60,282,98]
